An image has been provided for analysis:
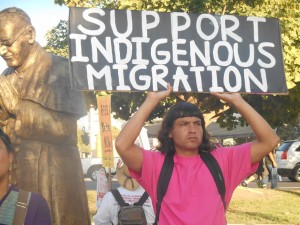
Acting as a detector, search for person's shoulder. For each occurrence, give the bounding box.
[215,142,251,152]
[142,148,166,166]
[210,142,252,159]
[117,185,145,194]
[116,186,133,194]
[26,191,52,225]
[30,191,46,200]
[101,190,114,203]
[18,190,46,209]
[27,192,48,208]
[144,148,164,157]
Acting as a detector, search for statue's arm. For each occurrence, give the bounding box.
[10,101,77,144]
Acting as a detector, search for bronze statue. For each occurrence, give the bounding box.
[0,7,91,225]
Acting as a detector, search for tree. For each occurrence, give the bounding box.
[77,127,91,154]
[44,20,68,57]
[276,114,300,141]
[47,0,300,130]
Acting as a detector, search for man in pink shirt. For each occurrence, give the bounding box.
[115,84,279,224]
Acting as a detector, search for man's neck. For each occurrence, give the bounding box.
[175,149,198,157]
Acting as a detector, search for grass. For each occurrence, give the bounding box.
[87,190,97,220]
[87,188,300,224]
[227,188,300,224]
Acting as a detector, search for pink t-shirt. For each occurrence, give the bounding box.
[130,143,258,225]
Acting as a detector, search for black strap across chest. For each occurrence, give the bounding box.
[111,189,149,206]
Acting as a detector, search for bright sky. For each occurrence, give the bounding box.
[0,0,69,72]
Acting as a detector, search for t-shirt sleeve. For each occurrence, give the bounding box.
[215,142,258,202]
[129,150,164,205]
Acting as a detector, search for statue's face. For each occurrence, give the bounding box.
[0,21,32,68]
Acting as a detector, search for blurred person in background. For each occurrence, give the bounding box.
[241,157,269,188]
[94,161,155,225]
[262,149,278,189]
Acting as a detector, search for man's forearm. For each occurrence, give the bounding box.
[116,96,159,153]
[232,98,279,161]
[116,85,172,172]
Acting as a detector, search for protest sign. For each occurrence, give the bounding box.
[69,7,287,93]
[97,95,114,168]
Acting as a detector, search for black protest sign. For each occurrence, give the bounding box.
[68,7,287,93]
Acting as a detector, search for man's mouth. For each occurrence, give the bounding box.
[187,137,198,140]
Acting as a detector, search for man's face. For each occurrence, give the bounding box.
[0,21,32,68]
[169,116,203,156]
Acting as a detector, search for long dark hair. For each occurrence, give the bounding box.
[156,101,215,155]
[0,128,14,153]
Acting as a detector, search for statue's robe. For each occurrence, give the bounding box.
[1,44,91,225]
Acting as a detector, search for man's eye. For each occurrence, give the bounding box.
[179,122,188,126]
[195,122,202,126]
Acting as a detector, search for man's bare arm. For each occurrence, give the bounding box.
[211,92,280,164]
[115,84,172,173]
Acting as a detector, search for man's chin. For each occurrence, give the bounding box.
[5,60,18,68]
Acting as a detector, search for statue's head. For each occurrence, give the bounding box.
[0,7,36,69]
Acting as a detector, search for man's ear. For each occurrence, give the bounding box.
[25,25,36,44]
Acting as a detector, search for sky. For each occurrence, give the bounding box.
[0,0,69,72]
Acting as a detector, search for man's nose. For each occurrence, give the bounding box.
[188,124,196,133]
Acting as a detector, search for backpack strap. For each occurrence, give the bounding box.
[154,153,174,225]
[134,191,149,206]
[111,189,129,206]
[12,190,31,225]
[200,151,226,209]
[154,151,226,224]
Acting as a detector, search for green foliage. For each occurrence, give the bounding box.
[44,20,69,57]
[55,0,103,7]
[276,114,300,140]
[77,127,91,153]
[49,0,300,131]
[111,91,175,121]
